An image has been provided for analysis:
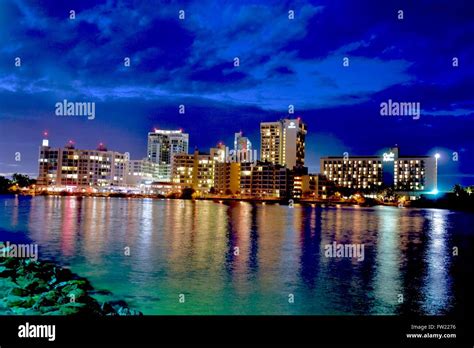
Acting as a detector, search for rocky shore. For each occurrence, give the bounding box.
[0,256,142,316]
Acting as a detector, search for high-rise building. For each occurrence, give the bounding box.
[147,129,189,181]
[260,118,307,168]
[320,156,383,190]
[37,138,128,190]
[320,146,437,197]
[234,131,252,151]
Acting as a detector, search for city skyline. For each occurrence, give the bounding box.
[35,118,440,199]
[7,117,442,192]
[1,0,473,193]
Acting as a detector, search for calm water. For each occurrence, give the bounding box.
[0,195,472,315]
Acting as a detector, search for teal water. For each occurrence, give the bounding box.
[0,195,472,315]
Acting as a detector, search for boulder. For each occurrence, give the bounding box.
[33,290,59,308]
[116,306,143,316]
[100,302,117,315]
[0,257,20,269]
[6,295,35,308]
[39,305,61,314]
[7,287,29,297]
[62,288,87,303]
[10,307,41,315]
[15,276,48,294]
[0,266,15,278]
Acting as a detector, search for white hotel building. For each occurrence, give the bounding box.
[320,146,438,197]
[37,138,128,191]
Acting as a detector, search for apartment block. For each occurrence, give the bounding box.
[240,161,291,199]
[37,139,128,189]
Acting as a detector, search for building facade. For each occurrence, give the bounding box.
[37,138,128,190]
[320,156,383,190]
[240,161,291,199]
[171,149,218,194]
[147,129,189,181]
[214,162,241,195]
[260,118,307,169]
[320,146,437,196]
[301,174,330,199]
[126,159,160,186]
[171,153,195,189]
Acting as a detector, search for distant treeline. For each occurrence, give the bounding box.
[412,184,474,211]
[0,174,36,193]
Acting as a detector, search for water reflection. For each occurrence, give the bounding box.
[0,196,465,315]
[422,210,451,314]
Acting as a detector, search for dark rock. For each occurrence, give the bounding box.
[15,275,48,294]
[33,290,59,308]
[6,295,35,308]
[57,304,83,315]
[43,310,63,316]
[62,288,87,303]
[0,266,15,278]
[62,302,89,314]
[5,295,26,307]
[1,257,141,317]
[100,302,117,315]
[53,267,73,282]
[53,281,69,289]
[39,305,61,314]
[7,287,29,297]
[117,306,143,316]
[11,307,41,315]
[55,279,91,292]
[0,257,20,269]
[68,279,92,289]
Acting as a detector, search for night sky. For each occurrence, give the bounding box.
[0,0,473,191]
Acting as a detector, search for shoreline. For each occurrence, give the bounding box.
[2,192,473,212]
[0,254,142,316]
